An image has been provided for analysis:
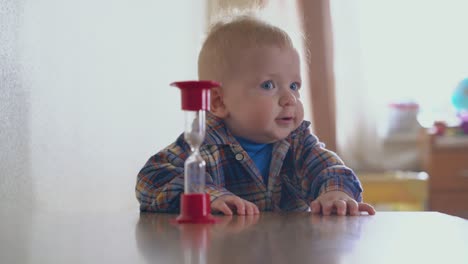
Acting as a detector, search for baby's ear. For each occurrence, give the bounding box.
[210,87,228,118]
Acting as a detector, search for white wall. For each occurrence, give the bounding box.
[1,0,205,212]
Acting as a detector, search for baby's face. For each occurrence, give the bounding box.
[221,45,304,143]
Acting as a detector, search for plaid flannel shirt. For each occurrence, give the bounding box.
[136,112,363,212]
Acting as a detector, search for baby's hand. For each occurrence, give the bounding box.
[311,191,376,216]
[211,195,260,215]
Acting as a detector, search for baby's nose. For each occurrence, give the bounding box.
[279,90,297,106]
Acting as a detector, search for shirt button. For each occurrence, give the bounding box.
[235,153,244,161]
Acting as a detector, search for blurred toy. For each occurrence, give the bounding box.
[449,78,468,135]
[460,113,468,134]
[385,102,420,135]
[432,121,447,136]
[451,78,468,112]
[461,120,468,134]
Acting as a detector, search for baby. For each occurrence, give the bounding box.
[136,13,375,216]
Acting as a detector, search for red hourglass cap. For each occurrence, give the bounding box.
[170,80,220,111]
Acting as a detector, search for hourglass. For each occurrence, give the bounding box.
[171,80,219,224]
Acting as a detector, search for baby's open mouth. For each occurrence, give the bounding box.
[277,117,293,121]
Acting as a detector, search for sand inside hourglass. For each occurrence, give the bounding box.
[185,132,204,148]
[184,113,205,148]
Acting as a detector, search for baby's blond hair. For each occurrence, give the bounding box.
[198,10,295,83]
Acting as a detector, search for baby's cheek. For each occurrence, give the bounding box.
[296,102,305,124]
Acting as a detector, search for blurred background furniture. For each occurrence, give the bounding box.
[421,130,468,219]
[359,171,428,211]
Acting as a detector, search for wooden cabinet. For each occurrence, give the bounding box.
[421,132,468,218]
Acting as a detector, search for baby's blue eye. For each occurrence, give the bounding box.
[260,80,275,90]
[290,82,300,91]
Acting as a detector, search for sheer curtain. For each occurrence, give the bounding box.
[0,1,206,212]
[330,0,383,171]
[331,0,468,171]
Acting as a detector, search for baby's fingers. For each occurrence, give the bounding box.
[244,202,255,215]
[321,201,334,216]
[311,200,321,214]
[346,199,359,216]
[213,201,233,215]
[333,200,347,216]
[246,201,260,215]
[253,203,260,214]
[358,203,376,215]
[231,198,246,215]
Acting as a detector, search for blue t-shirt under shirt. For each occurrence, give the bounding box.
[234,136,273,185]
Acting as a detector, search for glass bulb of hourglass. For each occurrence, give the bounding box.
[184,111,205,149]
[184,110,206,194]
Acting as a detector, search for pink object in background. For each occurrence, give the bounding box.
[461,121,468,134]
[432,121,447,136]
[460,114,468,134]
[385,102,420,135]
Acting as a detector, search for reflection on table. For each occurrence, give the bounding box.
[135,212,468,264]
[1,210,467,264]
